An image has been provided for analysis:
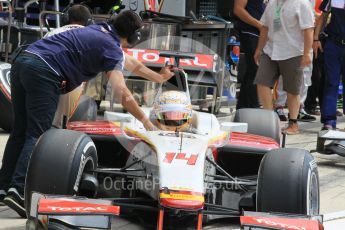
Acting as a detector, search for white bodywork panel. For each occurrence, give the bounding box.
[106,109,230,199]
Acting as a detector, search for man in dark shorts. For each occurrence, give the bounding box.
[0,10,173,217]
[254,0,314,134]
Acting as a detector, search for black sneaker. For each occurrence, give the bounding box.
[3,187,26,218]
[0,190,6,206]
[297,110,316,122]
[305,108,321,116]
[275,107,287,121]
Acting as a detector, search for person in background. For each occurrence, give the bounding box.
[45,4,94,129]
[254,0,314,135]
[273,0,319,122]
[234,0,265,109]
[314,0,345,130]
[304,0,326,116]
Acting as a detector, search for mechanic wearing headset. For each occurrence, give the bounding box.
[0,10,173,217]
[45,4,94,36]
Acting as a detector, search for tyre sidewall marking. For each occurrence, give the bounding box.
[73,141,95,192]
[306,159,318,215]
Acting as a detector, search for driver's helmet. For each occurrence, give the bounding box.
[153,90,192,131]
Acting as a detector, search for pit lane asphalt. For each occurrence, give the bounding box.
[1,114,345,229]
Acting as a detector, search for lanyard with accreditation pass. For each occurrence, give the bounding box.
[273,0,284,31]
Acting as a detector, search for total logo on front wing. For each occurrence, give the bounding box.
[38,199,120,216]
[241,216,323,230]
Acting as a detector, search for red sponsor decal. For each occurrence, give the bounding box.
[67,121,122,135]
[124,48,214,70]
[229,132,280,150]
[38,199,120,216]
[241,216,323,230]
[163,152,198,165]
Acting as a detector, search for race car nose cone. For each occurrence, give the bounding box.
[159,189,204,210]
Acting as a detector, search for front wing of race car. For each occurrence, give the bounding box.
[27,193,120,230]
[28,193,324,230]
[241,211,324,230]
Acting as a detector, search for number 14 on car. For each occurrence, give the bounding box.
[163,152,198,165]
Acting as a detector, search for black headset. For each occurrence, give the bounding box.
[119,11,143,47]
[127,28,142,46]
[60,3,94,27]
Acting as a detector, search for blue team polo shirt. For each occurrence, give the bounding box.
[320,0,345,38]
[26,22,124,93]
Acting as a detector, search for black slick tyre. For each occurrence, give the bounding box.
[25,129,98,215]
[257,148,319,215]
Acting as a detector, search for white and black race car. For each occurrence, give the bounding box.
[25,52,322,230]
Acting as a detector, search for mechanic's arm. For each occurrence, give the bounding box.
[106,70,155,130]
[313,12,328,58]
[254,26,268,65]
[234,0,262,30]
[124,53,173,83]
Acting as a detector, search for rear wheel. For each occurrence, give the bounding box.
[25,129,98,215]
[257,148,319,215]
[0,65,13,132]
[234,108,280,144]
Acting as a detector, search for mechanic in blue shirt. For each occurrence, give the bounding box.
[314,0,345,130]
[234,0,265,109]
[0,10,173,217]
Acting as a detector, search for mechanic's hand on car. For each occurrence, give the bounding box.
[312,40,323,59]
[159,66,174,83]
[142,118,157,131]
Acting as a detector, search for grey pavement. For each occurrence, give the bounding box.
[1,113,345,229]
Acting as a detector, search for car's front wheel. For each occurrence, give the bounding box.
[25,129,98,215]
[257,148,319,215]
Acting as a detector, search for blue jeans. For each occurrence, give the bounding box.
[0,53,61,194]
[321,40,345,128]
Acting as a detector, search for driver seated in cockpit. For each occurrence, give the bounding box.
[152,90,194,132]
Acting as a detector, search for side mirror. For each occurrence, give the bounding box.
[221,122,248,133]
[104,111,133,123]
[104,111,138,140]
